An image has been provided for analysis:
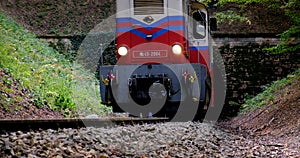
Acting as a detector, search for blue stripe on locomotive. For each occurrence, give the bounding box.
[117,16,185,40]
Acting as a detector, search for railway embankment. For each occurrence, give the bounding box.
[0,2,299,157]
[1,0,299,117]
[0,13,110,119]
[1,67,298,156]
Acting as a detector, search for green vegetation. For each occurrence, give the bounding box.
[0,13,110,116]
[215,10,249,25]
[218,0,300,54]
[0,73,16,111]
[240,69,300,113]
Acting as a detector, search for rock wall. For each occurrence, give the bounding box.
[219,42,300,112]
[1,1,291,35]
[43,35,85,61]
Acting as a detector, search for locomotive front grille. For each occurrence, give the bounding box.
[134,0,164,15]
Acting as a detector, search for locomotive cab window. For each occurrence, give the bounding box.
[193,10,206,39]
[134,0,164,15]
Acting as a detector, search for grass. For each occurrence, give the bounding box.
[240,68,300,114]
[0,13,110,117]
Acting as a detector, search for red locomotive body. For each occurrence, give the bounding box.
[99,0,216,118]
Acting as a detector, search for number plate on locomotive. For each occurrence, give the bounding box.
[133,50,168,58]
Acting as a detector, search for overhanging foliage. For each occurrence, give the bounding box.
[217,0,300,54]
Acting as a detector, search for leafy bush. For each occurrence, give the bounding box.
[0,13,110,116]
[216,10,249,25]
[240,68,300,113]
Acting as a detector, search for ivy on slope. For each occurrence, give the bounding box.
[240,68,300,114]
[0,13,109,116]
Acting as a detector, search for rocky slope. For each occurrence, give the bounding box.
[222,71,300,137]
[219,70,300,157]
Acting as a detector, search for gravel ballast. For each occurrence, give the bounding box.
[0,122,299,157]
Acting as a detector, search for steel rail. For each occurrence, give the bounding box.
[0,117,169,133]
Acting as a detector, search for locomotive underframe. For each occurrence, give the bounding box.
[99,63,207,113]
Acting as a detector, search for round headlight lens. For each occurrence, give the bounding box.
[118,46,128,56]
[172,44,182,55]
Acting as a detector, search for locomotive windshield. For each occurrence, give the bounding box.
[134,0,164,15]
[193,10,206,39]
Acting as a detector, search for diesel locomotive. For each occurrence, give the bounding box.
[99,0,217,118]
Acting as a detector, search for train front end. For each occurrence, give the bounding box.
[99,0,209,117]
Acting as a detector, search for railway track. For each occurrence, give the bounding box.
[0,117,169,133]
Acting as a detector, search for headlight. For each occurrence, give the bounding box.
[172,44,182,55]
[118,46,128,56]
